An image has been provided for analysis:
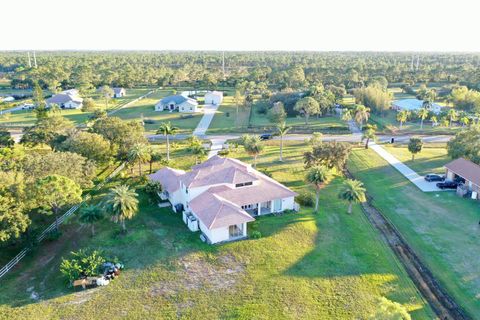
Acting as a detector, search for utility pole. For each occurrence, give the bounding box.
[27,52,32,68]
[33,51,37,68]
[222,51,225,79]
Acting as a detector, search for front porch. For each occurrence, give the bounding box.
[242,199,282,216]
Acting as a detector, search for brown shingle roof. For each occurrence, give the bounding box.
[445,158,480,187]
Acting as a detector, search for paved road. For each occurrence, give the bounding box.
[369,142,442,192]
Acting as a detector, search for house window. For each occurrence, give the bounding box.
[229,224,243,238]
[235,181,253,188]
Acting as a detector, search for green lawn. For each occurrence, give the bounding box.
[113,89,203,135]
[369,110,464,135]
[382,145,450,175]
[0,88,152,128]
[0,141,433,319]
[249,102,349,134]
[208,95,251,134]
[348,148,480,317]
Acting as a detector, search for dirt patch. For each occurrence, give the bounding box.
[150,253,245,297]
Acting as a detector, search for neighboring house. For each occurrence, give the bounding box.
[445,158,480,200]
[204,91,223,105]
[155,95,199,113]
[392,99,443,114]
[46,89,83,109]
[113,87,126,98]
[149,156,298,244]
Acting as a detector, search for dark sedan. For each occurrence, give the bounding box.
[436,181,458,189]
[424,174,445,182]
[260,134,273,141]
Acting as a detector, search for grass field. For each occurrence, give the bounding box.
[0,141,433,319]
[0,88,152,127]
[113,89,203,135]
[369,110,464,135]
[348,148,480,317]
[249,101,349,134]
[208,95,251,134]
[382,144,450,175]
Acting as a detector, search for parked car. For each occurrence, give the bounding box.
[424,174,445,182]
[260,133,273,140]
[436,181,458,189]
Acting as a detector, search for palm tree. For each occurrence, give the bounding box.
[354,105,370,130]
[79,204,104,236]
[396,110,409,129]
[417,108,429,130]
[187,136,207,164]
[128,143,151,176]
[362,124,376,149]
[460,116,470,127]
[447,109,457,127]
[430,115,438,127]
[104,185,139,232]
[338,179,366,214]
[305,165,330,212]
[341,109,352,122]
[149,151,162,173]
[276,122,291,162]
[157,122,178,161]
[242,134,264,168]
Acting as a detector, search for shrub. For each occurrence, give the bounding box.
[250,231,262,239]
[60,249,106,286]
[256,103,269,115]
[217,149,230,156]
[296,191,315,207]
[144,180,162,195]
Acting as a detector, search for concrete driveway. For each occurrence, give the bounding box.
[192,103,219,137]
[369,143,442,192]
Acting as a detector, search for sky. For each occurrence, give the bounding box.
[1,0,479,52]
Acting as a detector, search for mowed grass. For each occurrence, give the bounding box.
[0,88,152,127]
[348,148,480,317]
[0,141,433,319]
[208,96,251,134]
[249,102,348,133]
[382,144,450,175]
[113,89,202,135]
[369,110,463,135]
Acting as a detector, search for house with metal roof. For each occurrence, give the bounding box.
[445,158,480,200]
[113,87,126,98]
[46,89,83,109]
[155,94,199,113]
[392,99,444,114]
[148,156,298,244]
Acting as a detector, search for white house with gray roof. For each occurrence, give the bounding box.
[46,89,83,109]
[155,94,199,113]
[148,156,298,244]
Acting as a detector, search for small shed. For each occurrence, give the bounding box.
[113,88,126,98]
[204,91,223,105]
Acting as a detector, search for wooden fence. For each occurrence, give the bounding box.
[0,162,125,280]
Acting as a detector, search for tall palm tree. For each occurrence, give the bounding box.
[338,179,366,214]
[460,116,470,127]
[128,143,151,176]
[187,136,207,164]
[396,110,409,129]
[305,165,330,212]
[104,185,139,232]
[149,151,162,174]
[242,134,264,168]
[430,115,438,127]
[354,105,370,130]
[79,204,104,236]
[447,109,457,127]
[362,124,376,149]
[276,122,291,162]
[341,109,352,122]
[157,122,178,161]
[417,108,429,130]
